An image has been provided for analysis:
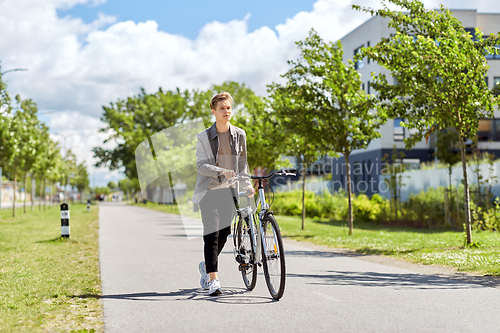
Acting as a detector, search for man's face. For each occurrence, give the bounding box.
[211,99,232,124]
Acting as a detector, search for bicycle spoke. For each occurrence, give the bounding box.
[261,215,286,300]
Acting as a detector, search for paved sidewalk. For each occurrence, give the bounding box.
[99,202,500,333]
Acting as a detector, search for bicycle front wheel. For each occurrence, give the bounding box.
[237,216,257,290]
[261,214,286,300]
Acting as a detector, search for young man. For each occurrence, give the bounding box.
[192,92,255,296]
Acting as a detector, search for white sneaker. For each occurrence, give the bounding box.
[208,278,222,296]
[200,273,210,290]
[198,261,207,275]
[199,261,209,290]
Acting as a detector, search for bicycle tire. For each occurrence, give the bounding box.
[237,215,257,290]
[261,214,286,300]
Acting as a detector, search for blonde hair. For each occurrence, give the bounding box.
[210,92,233,110]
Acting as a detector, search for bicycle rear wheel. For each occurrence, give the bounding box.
[261,214,285,300]
[236,216,257,290]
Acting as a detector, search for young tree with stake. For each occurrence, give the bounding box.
[354,0,500,244]
[269,29,386,235]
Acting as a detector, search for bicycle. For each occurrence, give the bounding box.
[228,169,296,300]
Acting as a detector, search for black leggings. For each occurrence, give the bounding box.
[199,187,237,273]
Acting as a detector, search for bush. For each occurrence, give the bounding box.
[352,193,389,222]
[402,187,445,228]
[273,189,385,222]
[471,198,500,231]
[272,185,500,230]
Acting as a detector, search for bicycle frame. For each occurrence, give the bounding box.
[232,169,296,266]
[234,181,271,265]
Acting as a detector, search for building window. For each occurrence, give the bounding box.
[492,119,500,141]
[485,77,489,87]
[361,82,365,91]
[478,119,493,141]
[494,77,500,97]
[367,81,371,94]
[354,46,364,70]
[403,158,420,170]
[465,28,476,40]
[471,118,500,142]
[367,159,371,185]
[394,118,404,141]
[367,41,370,64]
[484,38,500,60]
[353,162,362,190]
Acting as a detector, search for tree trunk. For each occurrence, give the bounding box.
[301,163,306,230]
[346,154,353,235]
[31,176,35,211]
[395,175,399,221]
[24,173,27,214]
[459,135,472,244]
[448,168,453,205]
[39,178,43,211]
[42,179,46,211]
[444,188,450,228]
[13,173,17,217]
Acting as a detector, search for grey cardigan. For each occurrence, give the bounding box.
[192,122,252,204]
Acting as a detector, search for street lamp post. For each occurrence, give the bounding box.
[57,132,78,158]
[1,68,28,75]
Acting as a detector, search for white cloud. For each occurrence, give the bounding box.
[1,0,498,185]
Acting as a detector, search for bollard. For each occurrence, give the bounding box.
[60,203,70,238]
[87,199,90,212]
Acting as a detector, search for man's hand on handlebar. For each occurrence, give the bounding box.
[220,169,236,179]
[244,186,255,198]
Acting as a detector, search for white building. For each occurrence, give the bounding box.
[329,9,500,196]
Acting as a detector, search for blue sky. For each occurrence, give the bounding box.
[58,0,317,39]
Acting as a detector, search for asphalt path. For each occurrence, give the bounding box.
[99,202,500,333]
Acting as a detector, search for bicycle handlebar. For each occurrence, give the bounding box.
[253,169,297,180]
[226,169,297,184]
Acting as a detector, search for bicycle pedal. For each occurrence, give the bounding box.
[238,263,250,271]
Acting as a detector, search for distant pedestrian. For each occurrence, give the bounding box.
[192,92,255,296]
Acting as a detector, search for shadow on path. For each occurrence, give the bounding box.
[288,270,500,290]
[89,288,274,304]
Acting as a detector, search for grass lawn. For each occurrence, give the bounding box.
[0,202,102,332]
[134,201,500,276]
[277,216,500,276]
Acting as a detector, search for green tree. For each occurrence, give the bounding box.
[37,140,61,209]
[107,181,117,190]
[0,64,10,110]
[228,87,285,173]
[71,163,90,202]
[61,150,78,202]
[31,122,55,210]
[284,134,320,230]
[119,177,140,200]
[2,96,44,216]
[354,0,500,244]
[435,130,461,193]
[94,82,273,199]
[269,29,386,235]
[382,146,406,221]
[93,88,197,181]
